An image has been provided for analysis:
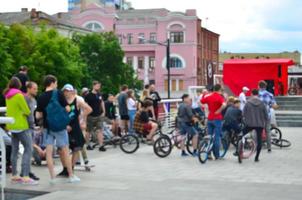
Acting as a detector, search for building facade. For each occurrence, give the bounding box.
[61,2,219,96]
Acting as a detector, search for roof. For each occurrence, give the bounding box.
[224,59,294,65]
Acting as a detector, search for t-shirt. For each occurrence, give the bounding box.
[201,92,225,120]
[36,90,68,128]
[258,89,276,119]
[14,73,29,93]
[140,110,149,123]
[177,102,194,123]
[127,98,137,111]
[239,92,247,111]
[150,91,161,108]
[25,96,37,129]
[105,101,116,119]
[118,92,128,116]
[85,92,103,117]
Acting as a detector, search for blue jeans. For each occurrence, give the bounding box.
[207,120,222,159]
[43,129,69,148]
[128,110,136,134]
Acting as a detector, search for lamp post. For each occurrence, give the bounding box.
[139,37,171,99]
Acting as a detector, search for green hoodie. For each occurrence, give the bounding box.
[5,88,30,131]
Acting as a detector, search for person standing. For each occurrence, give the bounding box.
[23,81,40,181]
[4,77,36,185]
[36,75,80,183]
[127,90,137,134]
[243,89,268,162]
[117,85,129,134]
[14,66,29,93]
[201,84,226,160]
[85,81,106,151]
[149,84,161,119]
[177,94,199,157]
[239,87,249,111]
[258,80,278,152]
[105,94,119,136]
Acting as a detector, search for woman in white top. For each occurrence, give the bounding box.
[127,90,137,134]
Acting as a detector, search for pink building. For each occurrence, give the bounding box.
[58,3,219,97]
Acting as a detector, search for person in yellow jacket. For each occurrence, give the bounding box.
[3,77,38,185]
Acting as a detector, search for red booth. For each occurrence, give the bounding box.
[223,59,294,96]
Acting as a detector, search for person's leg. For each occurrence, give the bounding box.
[147,122,158,140]
[60,146,73,177]
[213,120,222,159]
[71,151,80,167]
[265,120,272,151]
[6,145,12,167]
[33,148,42,165]
[19,130,33,177]
[45,145,55,179]
[81,147,89,164]
[255,127,263,161]
[10,133,20,177]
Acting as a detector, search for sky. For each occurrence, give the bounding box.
[0,0,301,53]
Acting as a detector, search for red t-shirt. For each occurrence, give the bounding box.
[201,92,225,120]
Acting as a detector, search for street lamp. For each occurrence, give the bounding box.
[139,37,171,99]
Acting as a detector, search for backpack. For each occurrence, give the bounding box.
[46,90,70,132]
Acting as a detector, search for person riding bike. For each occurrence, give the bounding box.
[223,99,242,136]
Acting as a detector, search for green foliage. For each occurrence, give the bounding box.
[0,24,142,106]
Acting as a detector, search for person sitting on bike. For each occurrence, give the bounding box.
[177,94,199,157]
[133,99,158,142]
[242,89,268,162]
[223,99,242,136]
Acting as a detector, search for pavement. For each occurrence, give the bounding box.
[5,127,302,200]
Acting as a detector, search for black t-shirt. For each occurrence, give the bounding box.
[14,72,29,93]
[105,101,116,119]
[150,91,161,108]
[36,90,68,128]
[85,92,103,117]
[140,110,149,123]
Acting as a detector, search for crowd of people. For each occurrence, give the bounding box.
[1,65,278,186]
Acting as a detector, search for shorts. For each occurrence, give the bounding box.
[43,129,69,148]
[178,121,197,136]
[120,114,129,120]
[143,123,153,133]
[87,116,105,132]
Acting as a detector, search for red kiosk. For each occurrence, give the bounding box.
[223,59,294,96]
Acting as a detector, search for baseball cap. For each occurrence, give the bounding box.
[81,87,89,94]
[62,84,74,91]
[242,86,250,91]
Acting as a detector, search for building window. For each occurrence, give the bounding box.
[149,57,155,69]
[138,57,144,69]
[118,35,123,44]
[170,57,183,68]
[127,33,133,44]
[170,31,184,43]
[126,57,133,67]
[150,32,156,42]
[164,79,184,91]
[138,33,145,44]
[84,22,103,32]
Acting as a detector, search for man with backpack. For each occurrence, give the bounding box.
[36,75,80,184]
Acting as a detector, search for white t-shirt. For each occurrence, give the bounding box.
[239,92,247,111]
[192,94,202,109]
[127,98,137,111]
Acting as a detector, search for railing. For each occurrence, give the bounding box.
[0,107,14,200]
[158,99,182,132]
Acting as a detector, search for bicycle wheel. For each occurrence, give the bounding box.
[242,139,256,159]
[119,135,139,154]
[237,140,243,164]
[270,127,282,140]
[219,138,228,158]
[153,135,172,158]
[186,134,194,155]
[198,140,209,164]
[272,138,291,148]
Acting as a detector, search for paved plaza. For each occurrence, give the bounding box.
[6,127,302,200]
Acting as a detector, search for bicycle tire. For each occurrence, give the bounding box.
[219,138,228,158]
[270,127,282,141]
[242,139,256,159]
[237,140,243,164]
[153,135,172,158]
[186,134,194,155]
[272,138,291,148]
[198,140,209,164]
[119,135,139,154]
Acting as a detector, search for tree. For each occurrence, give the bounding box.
[74,32,142,94]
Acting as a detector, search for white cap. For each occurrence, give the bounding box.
[242,86,249,91]
[62,84,74,91]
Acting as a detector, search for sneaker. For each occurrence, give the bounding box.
[192,152,199,157]
[87,144,94,151]
[233,152,239,156]
[29,172,40,181]
[75,161,81,166]
[99,146,106,152]
[255,158,260,162]
[56,168,69,178]
[268,149,272,153]
[11,176,23,184]
[49,178,60,185]
[21,177,38,185]
[181,151,189,157]
[68,175,81,183]
[84,160,89,165]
